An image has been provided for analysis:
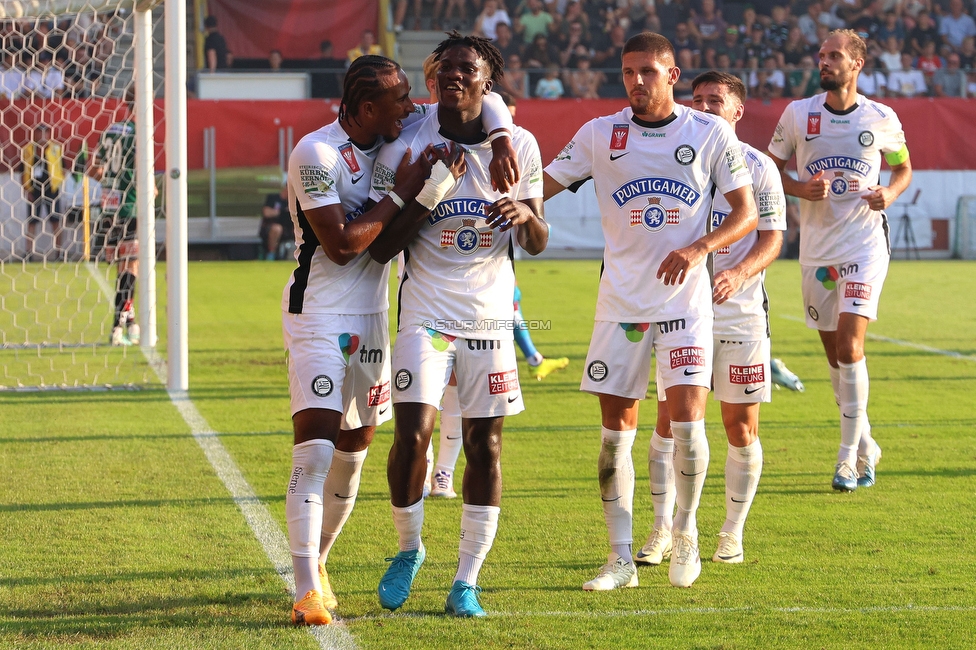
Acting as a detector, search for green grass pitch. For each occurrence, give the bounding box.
[1,259,974,649]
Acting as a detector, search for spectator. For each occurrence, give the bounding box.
[673,48,702,100]
[21,123,65,261]
[516,0,555,45]
[535,63,564,98]
[858,55,888,96]
[442,0,468,28]
[268,49,283,71]
[690,0,726,45]
[716,25,746,68]
[658,0,693,40]
[782,25,812,66]
[564,52,606,97]
[888,52,929,95]
[934,52,965,94]
[788,54,822,97]
[24,51,64,99]
[259,182,294,261]
[393,0,424,32]
[524,32,559,68]
[494,21,523,63]
[498,52,529,99]
[593,23,628,87]
[917,40,944,88]
[877,10,906,44]
[879,34,903,71]
[766,5,792,51]
[558,20,591,62]
[310,40,345,99]
[560,0,592,41]
[673,21,702,68]
[851,0,884,43]
[634,0,663,35]
[939,0,976,49]
[744,22,774,69]
[0,50,25,99]
[959,35,976,66]
[474,0,511,40]
[737,6,759,38]
[749,55,786,99]
[799,2,842,46]
[909,12,940,55]
[203,15,228,72]
[346,29,382,66]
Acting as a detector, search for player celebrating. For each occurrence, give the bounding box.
[543,32,757,590]
[767,30,911,492]
[89,94,139,347]
[639,71,785,568]
[369,32,548,617]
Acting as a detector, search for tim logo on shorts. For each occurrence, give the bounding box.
[368,381,391,407]
[670,347,706,369]
[730,364,764,385]
[845,282,872,300]
[488,370,519,395]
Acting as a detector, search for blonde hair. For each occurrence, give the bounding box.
[422,53,438,83]
[828,29,867,61]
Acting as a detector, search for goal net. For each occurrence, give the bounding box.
[0,0,164,390]
[954,195,976,260]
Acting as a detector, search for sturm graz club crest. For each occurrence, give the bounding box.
[858,131,874,147]
[440,218,492,256]
[674,144,696,165]
[587,360,608,382]
[630,197,679,232]
[311,374,334,397]
[394,369,412,391]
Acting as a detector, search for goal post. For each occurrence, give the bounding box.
[0,0,185,390]
[954,195,976,260]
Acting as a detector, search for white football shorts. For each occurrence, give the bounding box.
[282,311,392,429]
[391,325,524,419]
[711,337,771,404]
[801,255,889,331]
[582,315,713,400]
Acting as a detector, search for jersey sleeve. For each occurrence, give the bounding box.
[403,102,432,127]
[368,137,410,203]
[543,120,594,190]
[513,129,544,201]
[289,139,341,210]
[749,150,787,232]
[711,120,753,195]
[878,109,908,157]
[482,91,514,134]
[767,100,796,162]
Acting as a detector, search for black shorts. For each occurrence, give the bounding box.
[93,214,137,248]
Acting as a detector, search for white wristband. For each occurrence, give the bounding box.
[488,130,509,143]
[415,160,456,210]
[388,190,405,209]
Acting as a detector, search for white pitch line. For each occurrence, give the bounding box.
[779,314,976,362]
[87,263,356,650]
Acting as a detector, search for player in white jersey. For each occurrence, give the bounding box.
[638,71,786,569]
[543,33,758,590]
[281,54,519,626]
[767,30,912,492]
[368,33,549,618]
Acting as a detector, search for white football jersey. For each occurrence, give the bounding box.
[282,120,389,315]
[768,94,906,266]
[370,111,544,340]
[545,104,753,323]
[711,143,786,340]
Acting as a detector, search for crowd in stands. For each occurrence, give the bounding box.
[396,0,976,99]
[0,13,125,100]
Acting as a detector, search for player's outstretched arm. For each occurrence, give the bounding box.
[861,157,912,211]
[310,149,430,266]
[658,185,758,286]
[767,152,829,201]
[485,196,548,255]
[713,229,783,305]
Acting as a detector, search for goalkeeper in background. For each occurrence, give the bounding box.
[90,91,139,346]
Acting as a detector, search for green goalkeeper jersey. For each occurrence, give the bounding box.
[97,119,136,219]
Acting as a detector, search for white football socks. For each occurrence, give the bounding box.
[391,499,425,552]
[671,420,708,538]
[436,383,463,473]
[648,430,676,532]
[319,447,367,564]
[722,439,763,539]
[286,439,334,598]
[837,359,869,466]
[829,364,841,406]
[598,426,636,563]
[455,504,500,585]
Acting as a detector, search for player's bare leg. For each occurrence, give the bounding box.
[714,401,762,563]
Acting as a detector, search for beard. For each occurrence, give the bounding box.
[628,93,651,115]
[819,70,842,91]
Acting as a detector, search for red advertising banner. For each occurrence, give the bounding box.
[207,0,378,60]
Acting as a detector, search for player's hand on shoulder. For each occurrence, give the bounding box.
[394,148,432,198]
[485,196,533,232]
[489,134,520,194]
[801,170,829,202]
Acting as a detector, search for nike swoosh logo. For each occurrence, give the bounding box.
[730,497,748,503]
[609,152,629,161]
[842,413,857,419]
[651,491,668,496]
[683,369,704,376]
[351,174,364,184]
[446,435,462,440]
[601,496,622,502]
[852,301,868,306]
[805,135,821,141]
[680,470,705,476]
[507,395,518,403]
[304,499,314,503]
[744,387,762,395]
[334,493,354,499]
[379,407,389,414]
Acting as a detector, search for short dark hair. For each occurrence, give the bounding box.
[339,55,402,121]
[691,70,746,103]
[432,30,506,82]
[622,32,675,66]
[204,15,217,29]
